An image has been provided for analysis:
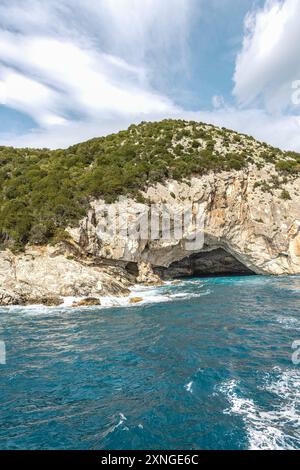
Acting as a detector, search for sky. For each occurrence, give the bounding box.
[0,0,300,150]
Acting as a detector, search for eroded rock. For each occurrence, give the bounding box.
[0,247,133,306]
[72,298,101,307]
[70,167,300,276]
[136,261,163,285]
[129,297,144,304]
[1,165,300,306]
[25,296,63,306]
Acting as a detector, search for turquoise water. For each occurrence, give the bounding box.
[0,276,300,450]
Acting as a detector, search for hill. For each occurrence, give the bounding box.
[0,119,299,250]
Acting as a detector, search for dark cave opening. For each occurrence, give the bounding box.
[154,248,256,279]
[125,248,256,280]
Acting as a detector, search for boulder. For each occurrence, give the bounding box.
[129,297,144,304]
[72,298,101,307]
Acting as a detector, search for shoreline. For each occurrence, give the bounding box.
[0,279,206,309]
[2,274,300,309]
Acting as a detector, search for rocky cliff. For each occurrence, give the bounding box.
[0,245,133,306]
[69,165,300,277]
[1,120,300,306]
[1,164,300,306]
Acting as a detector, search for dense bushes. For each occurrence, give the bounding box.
[0,119,299,249]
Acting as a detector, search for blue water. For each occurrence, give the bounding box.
[0,275,300,450]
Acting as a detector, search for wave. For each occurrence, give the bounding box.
[276,315,300,330]
[0,278,211,313]
[219,368,300,450]
[115,413,128,431]
[185,381,193,393]
[60,280,211,310]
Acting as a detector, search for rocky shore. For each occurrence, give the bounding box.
[1,165,300,307]
[0,246,134,307]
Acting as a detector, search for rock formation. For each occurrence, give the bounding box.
[1,119,300,306]
[1,164,300,306]
[68,165,300,278]
[0,246,132,306]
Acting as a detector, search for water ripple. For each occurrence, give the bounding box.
[0,275,300,449]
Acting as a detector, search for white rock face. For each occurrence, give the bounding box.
[136,261,162,285]
[1,165,300,305]
[0,246,132,306]
[69,166,300,276]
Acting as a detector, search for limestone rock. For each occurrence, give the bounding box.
[129,297,144,304]
[136,261,163,285]
[0,246,133,306]
[1,164,300,306]
[72,298,101,307]
[69,165,300,276]
[26,296,63,307]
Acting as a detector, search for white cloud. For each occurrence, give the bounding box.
[0,0,192,146]
[91,0,193,66]
[0,0,194,70]
[0,67,65,126]
[234,0,300,112]
[0,33,177,122]
[212,95,226,109]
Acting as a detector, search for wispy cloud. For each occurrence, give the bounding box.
[0,33,177,121]
[0,0,192,146]
[234,0,300,112]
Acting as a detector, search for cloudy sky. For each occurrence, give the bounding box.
[0,0,300,150]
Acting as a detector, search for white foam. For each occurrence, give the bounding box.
[62,296,81,307]
[219,370,300,450]
[114,412,128,430]
[99,282,212,309]
[185,381,193,393]
[276,316,300,330]
[0,278,211,312]
[263,368,300,419]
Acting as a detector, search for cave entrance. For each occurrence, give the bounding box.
[154,248,256,279]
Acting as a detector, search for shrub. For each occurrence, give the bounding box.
[281,189,292,200]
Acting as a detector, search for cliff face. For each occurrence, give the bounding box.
[68,164,300,277]
[0,246,133,306]
[1,164,299,306]
[1,118,300,306]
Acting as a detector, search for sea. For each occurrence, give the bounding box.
[0,275,300,450]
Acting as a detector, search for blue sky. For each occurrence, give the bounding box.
[0,0,300,150]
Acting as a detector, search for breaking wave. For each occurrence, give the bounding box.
[219,368,300,450]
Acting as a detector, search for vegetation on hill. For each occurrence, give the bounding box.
[0,119,299,250]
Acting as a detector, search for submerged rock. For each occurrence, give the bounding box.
[129,297,144,304]
[170,280,182,285]
[72,298,101,307]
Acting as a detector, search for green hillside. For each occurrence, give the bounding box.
[0,119,299,250]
